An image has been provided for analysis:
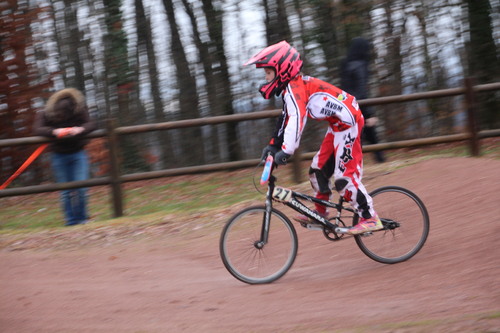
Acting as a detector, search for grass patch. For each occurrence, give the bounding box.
[373,311,500,332]
[285,310,500,332]
[0,169,264,233]
[1,138,498,234]
[481,311,500,319]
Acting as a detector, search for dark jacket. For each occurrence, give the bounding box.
[33,88,97,154]
[340,38,374,118]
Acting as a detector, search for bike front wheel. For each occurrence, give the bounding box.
[354,186,430,264]
[219,206,298,284]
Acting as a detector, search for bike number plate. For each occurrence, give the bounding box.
[272,186,292,202]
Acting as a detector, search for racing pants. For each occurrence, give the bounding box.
[309,121,375,219]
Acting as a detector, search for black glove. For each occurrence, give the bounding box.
[260,145,279,161]
[274,150,291,165]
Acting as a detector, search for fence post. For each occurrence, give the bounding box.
[107,118,124,217]
[464,77,480,156]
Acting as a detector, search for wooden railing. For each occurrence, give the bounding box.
[1,79,499,219]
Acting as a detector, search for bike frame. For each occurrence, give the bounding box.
[257,155,400,247]
[261,169,357,245]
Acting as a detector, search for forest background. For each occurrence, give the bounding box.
[1,0,499,186]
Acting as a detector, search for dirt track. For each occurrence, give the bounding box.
[1,157,499,332]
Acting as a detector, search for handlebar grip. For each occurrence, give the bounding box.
[260,155,274,185]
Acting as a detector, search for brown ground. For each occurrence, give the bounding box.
[1,157,499,332]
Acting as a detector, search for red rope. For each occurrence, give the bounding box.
[0,144,48,190]
[0,128,73,190]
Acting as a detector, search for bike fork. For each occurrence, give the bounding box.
[256,193,273,248]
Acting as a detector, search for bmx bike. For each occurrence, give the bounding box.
[219,155,430,284]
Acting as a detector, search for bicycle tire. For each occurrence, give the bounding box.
[354,186,430,264]
[219,206,298,284]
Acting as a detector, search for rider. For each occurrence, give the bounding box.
[244,40,382,235]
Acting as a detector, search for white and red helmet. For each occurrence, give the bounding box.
[244,41,303,99]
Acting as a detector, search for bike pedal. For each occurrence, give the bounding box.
[360,232,373,237]
[335,227,350,234]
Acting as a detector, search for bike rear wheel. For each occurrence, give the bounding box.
[219,206,298,284]
[354,186,429,264]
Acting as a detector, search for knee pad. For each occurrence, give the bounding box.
[309,168,331,194]
[334,177,350,193]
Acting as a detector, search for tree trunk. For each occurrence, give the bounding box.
[465,0,499,129]
[162,0,205,166]
[181,0,221,161]
[316,0,339,82]
[61,0,86,91]
[379,0,405,141]
[135,0,171,167]
[101,0,150,173]
[201,0,241,161]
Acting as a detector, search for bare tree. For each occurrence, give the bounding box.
[181,0,221,161]
[135,0,172,167]
[200,0,241,161]
[100,0,151,172]
[372,0,406,141]
[162,0,205,165]
[263,0,292,44]
[465,0,499,128]
[313,0,339,82]
[55,0,86,90]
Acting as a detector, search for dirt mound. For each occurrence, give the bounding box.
[1,157,499,332]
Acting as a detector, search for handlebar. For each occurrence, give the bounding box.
[260,154,274,185]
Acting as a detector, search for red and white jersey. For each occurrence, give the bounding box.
[270,75,364,155]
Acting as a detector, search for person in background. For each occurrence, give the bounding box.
[245,41,383,235]
[34,88,97,226]
[340,37,386,163]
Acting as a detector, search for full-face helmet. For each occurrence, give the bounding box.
[244,41,303,99]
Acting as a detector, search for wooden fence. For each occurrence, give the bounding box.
[1,78,499,219]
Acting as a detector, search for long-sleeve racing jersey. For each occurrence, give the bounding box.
[268,75,364,155]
